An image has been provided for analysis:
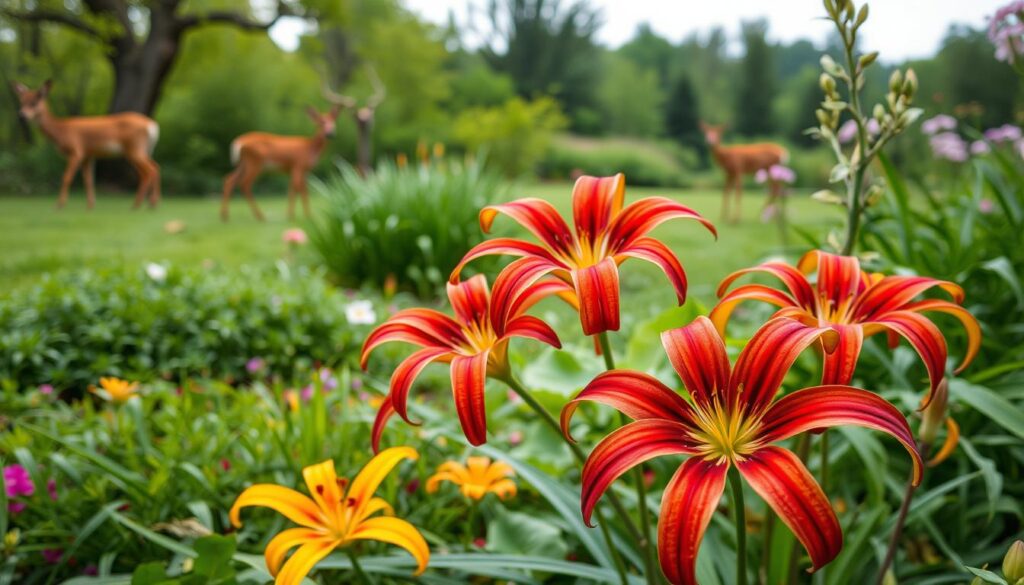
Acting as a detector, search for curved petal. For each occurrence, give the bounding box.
[265,528,322,577]
[451,351,490,446]
[759,385,923,485]
[348,446,419,520]
[388,347,452,425]
[927,418,959,467]
[872,311,948,408]
[852,275,964,319]
[571,257,621,335]
[561,370,696,440]
[709,284,802,335]
[360,309,462,368]
[425,471,462,493]
[447,275,491,326]
[349,516,430,575]
[275,537,340,585]
[606,197,716,253]
[449,237,566,283]
[302,460,343,527]
[229,485,324,529]
[480,198,576,257]
[503,315,561,349]
[661,316,731,408]
[572,174,625,241]
[488,478,518,499]
[902,299,981,374]
[716,261,816,309]
[580,419,700,526]
[820,324,864,386]
[371,394,401,453]
[798,250,865,303]
[617,237,688,304]
[731,318,837,414]
[356,497,394,524]
[657,457,728,585]
[489,256,563,332]
[736,446,841,572]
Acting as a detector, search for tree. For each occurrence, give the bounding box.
[665,73,704,160]
[939,25,1020,128]
[619,23,674,86]
[1,0,312,115]
[597,52,664,136]
[735,19,775,136]
[475,0,602,130]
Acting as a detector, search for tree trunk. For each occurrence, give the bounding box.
[107,6,182,115]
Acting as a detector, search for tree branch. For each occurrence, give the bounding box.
[0,8,101,39]
[175,1,294,33]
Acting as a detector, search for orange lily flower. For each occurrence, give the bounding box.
[711,250,980,406]
[361,270,566,450]
[426,457,517,500]
[450,174,716,336]
[91,377,139,403]
[561,317,923,585]
[918,377,959,466]
[230,447,428,585]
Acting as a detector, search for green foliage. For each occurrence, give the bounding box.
[735,19,776,136]
[664,73,704,161]
[309,158,509,296]
[0,264,379,391]
[539,134,689,187]
[451,96,567,177]
[595,52,665,137]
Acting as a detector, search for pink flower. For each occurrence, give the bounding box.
[979,199,996,214]
[38,384,54,395]
[84,565,98,576]
[3,464,34,497]
[473,537,487,549]
[351,377,364,391]
[508,430,523,446]
[922,114,957,136]
[282,228,308,245]
[837,118,881,143]
[971,140,992,155]
[300,385,315,401]
[47,478,57,501]
[42,549,63,564]
[930,132,969,162]
[755,165,796,185]
[989,2,1024,63]
[7,502,26,514]
[984,124,1023,143]
[319,368,338,391]
[245,358,265,374]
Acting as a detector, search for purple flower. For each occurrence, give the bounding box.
[300,385,315,401]
[929,132,969,162]
[755,164,796,185]
[47,478,58,501]
[921,114,957,136]
[989,2,1024,63]
[7,502,26,514]
[979,199,996,214]
[318,368,338,391]
[84,565,99,576]
[984,124,1022,143]
[42,549,63,564]
[351,377,364,391]
[971,140,992,155]
[3,464,35,498]
[245,357,265,374]
[836,118,880,144]
[39,384,54,395]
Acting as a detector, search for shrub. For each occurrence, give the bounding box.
[309,158,509,296]
[538,134,690,187]
[0,264,385,392]
[451,96,567,177]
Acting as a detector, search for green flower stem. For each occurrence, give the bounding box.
[598,331,661,585]
[503,374,634,585]
[346,548,375,585]
[728,466,748,585]
[835,9,870,256]
[874,441,928,585]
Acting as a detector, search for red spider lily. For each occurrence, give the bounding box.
[450,174,716,336]
[361,266,567,450]
[561,317,922,585]
[711,250,980,406]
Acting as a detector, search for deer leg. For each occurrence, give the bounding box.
[733,176,744,224]
[128,154,154,210]
[148,160,162,208]
[57,153,83,209]
[221,165,242,222]
[298,174,311,219]
[239,163,266,222]
[82,158,96,210]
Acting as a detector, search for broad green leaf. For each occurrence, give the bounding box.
[965,566,1009,584]
[194,534,238,581]
[621,300,706,375]
[486,508,569,560]
[130,563,171,585]
[959,437,1003,523]
[949,379,1024,440]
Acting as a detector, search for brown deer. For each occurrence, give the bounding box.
[701,122,788,224]
[220,106,341,222]
[12,80,161,209]
[321,67,386,177]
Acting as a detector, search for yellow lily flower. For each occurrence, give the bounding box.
[231,447,429,585]
[426,457,516,501]
[91,377,139,403]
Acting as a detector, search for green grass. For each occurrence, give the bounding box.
[0,184,840,301]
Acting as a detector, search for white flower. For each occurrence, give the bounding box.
[345,300,377,325]
[145,262,168,283]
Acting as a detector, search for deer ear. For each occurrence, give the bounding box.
[305,106,320,121]
[11,81,28,95]
[328,104,342,118]
[40,79,53,96]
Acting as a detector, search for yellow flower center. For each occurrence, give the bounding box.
[689,397,763,464]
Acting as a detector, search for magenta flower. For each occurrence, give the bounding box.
[921,114,957,135]
[282,228,309,245]
[319,368,339,391]
[971,140,992,155]
[989,2,1024,63]
[930,132,969,162]
[984,124,1023,143]
[42,549,63,564]
[8,502,26,514]
[836,118,880,144]
[245,357,265,374]
[3,464,34,497]
[47,478,57,501]
[39,384,54,395]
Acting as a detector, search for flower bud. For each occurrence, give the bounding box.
[903,68,918,97]
[816,109,831,126]
[843,1,855,22]
[873,103,886,121]
[820,73,837,94]
[820,55,843,76]
[859,51,879,69]
[889,70,903,93]
[919,377,948,446]
[855,4,869,27]
[1005,540,1024,583]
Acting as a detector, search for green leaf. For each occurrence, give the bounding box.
[621,300,705,375]
[949,379,1024,440]
[965,566,1009,585]
[959,437,1003,523]
[130,563,171,585]
[193,534,238,581]
[486,508,568,560]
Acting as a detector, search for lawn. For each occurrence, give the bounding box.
[0,183,839,303]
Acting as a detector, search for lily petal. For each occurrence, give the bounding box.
[347,446,418,520]
[264,528,322,577]
[661,317,731,408]
[716,261,816,309]
[360,309,463,368]
[480,198,576,256]
[927,417,959,467]
[657,457,728,585]
[388,347,452,424]
[275,537,340,585]
[872,311,948,408]
[450,237,566,283]
[447,275,491,326]
[572,174,625,241]
[371,394,399,453]
[736,446,842,572]
[854,275,965,318]
[617,236,689,304]
[821,324,864,386]
[580,419,699,526]
[230,484,324,529]
[709,284,802,335]
[349,516,430,575]
[571,257,621,335]
[503,315,561,348]
[606,197,716,252]
[489,256,562,330]
[902,299,981,374]
[758,385,923,485]
[302,460,344,527]
[451,351,491,446]
[798,250,865,303]
[561,370,696,440]
[731,318,837,414]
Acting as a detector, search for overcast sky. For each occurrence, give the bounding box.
[395,0,1005,61]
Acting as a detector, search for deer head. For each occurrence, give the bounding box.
[306,106,341,138]
[699,121,726,146]
[11,79,52,121]
[321,65,386,124]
